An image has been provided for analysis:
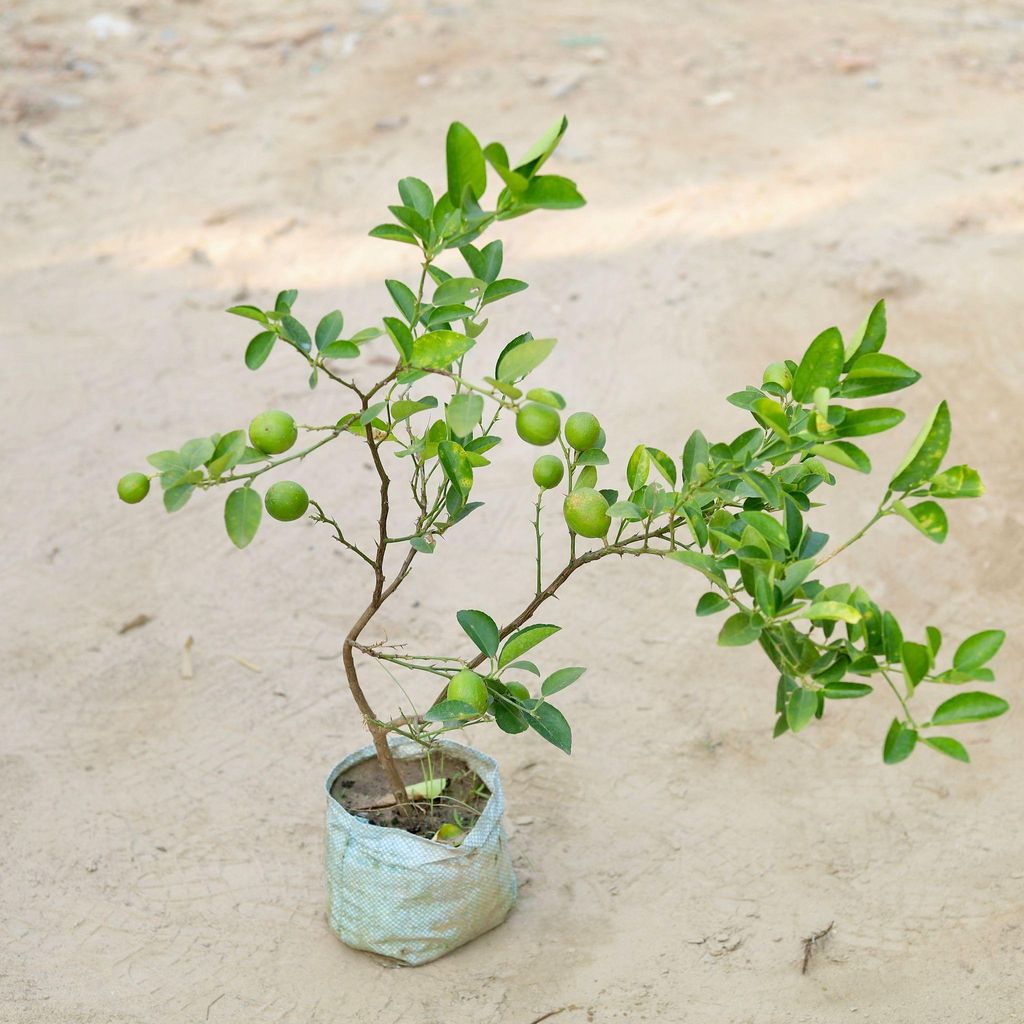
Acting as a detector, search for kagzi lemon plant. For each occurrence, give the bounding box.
[119,118,1008,820]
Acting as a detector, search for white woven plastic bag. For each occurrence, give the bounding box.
[323,736,517,965]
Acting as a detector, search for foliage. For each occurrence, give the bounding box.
[118,118,1007,785]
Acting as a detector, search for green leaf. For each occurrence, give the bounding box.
[226,304,268,324]
[799,602,862,624]
[883,720,917,764]
[409,536,435,554]
[514,115,569,177]
[792,327,844,402]
[383,317,413,362]
[787,688,818,733]
[163,483,194,512]
[180,437,215,470]
[386,279,418,323]
[315,310,344,350]
[245,331,276,370]
[525,388,566,410]
[668,549,728,588]
[457,609,500,658]
[398,176,434,218]
[576,448,609,466]
[280,314,311,353]
[542,666,585,696]
[890,401,951,491]
[493,700,528,734]
[953,630,1005,672]
[923,736,970,763]
[495,336,556,382]
[718,612,762,647]
[369,223,418,245]
[320,340,360,360]
[808,441,871,474]
[901,641,931,690]
[696,592,729,616]
[424,699,482,722]
[446,121,487,204]
[275,290,297,313]
[498,624,560,669]
[644,447,677,486]
[513,174,585,212]
[483,279,529,305]
[931,691,1009,725]
[410,330,474,369]
[438,440,473,502]
[506,660,540,676]
[739,510,788,550]
[834,407,905,437]
[930,464,984,499]
[822,682,873,699]
[433,276,484,306]
[682,430,710,482]
[839,353,921,398]
[526,701,572,753]
[446,393,484,436]
[751,397,790,438]
[845,299,886,362]
[626,445,650,490]
[224,487,262,549]
[891,500,948,544]
[607,500,644,520]
[391,399,436,425]
[207,430,247,477]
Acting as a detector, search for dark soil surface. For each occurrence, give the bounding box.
[330,750,490,838]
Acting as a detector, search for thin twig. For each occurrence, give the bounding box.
[801,921,834,975]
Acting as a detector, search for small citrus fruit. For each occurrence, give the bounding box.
[265,480,309,521]
[117,472,150,504]
[564,411,601,452]
[515,403,560,447]
[249,410,297,455]
[505,681,530,701]
[762,361,793,392]
[533,455,564,489]
[563,487,611,538]
[446,668,489,715]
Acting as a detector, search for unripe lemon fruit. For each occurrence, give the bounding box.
[533,455,564,489]
[563,487,611,538]
[249,410,297,455]
[564,411,601,452]
[762,361,793,392]
[446,668,489,715]
[265,481,309,521]
[505,681,530,701]
[516,403,560,447]
[117,473,150,504]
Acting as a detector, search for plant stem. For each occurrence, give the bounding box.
[534,488,544,596]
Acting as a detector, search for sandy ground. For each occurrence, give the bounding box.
[3,1,1024,1021]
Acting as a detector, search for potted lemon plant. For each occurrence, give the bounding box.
[118,118,1008,965]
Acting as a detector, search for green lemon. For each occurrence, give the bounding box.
[505,681,530,701]
[117,472,150,504]
[446,669,489,715]
[564,411,601,452]
[515,403,561,447]
[249,410,297,455]
[563,487,611,538]
[265,481,309,521]
[762,361,793,392]
[533,455,564,489]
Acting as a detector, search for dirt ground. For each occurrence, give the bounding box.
[3,1,1023,1021]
